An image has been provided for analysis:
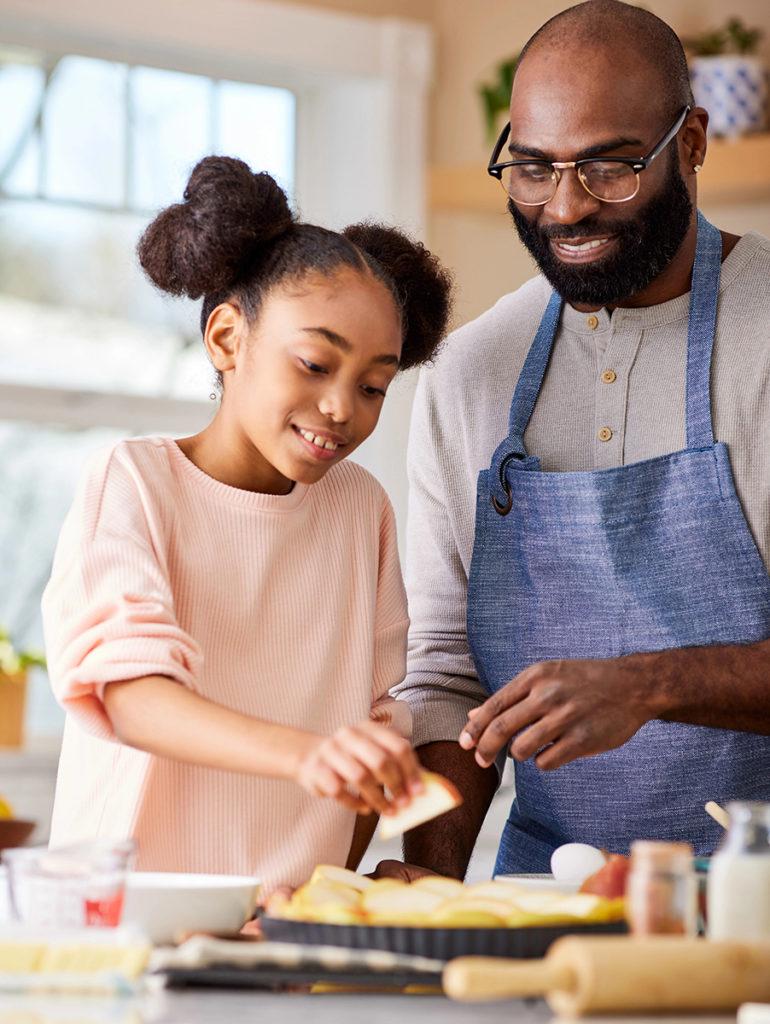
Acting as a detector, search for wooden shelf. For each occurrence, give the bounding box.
[428,132,770,212]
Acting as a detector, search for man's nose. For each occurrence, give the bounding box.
[542,167,602,225]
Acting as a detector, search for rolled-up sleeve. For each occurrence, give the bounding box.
[391,369,489,748]
[41,448,202,741]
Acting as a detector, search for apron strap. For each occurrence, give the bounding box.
[686,212,722,450]
[506,290,564,456]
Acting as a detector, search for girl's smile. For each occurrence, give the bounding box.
[291,423,348,460]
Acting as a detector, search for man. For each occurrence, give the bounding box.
[389,0,770,878]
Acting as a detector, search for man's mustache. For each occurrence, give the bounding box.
[534,221,640,241]
[505,201,642,242]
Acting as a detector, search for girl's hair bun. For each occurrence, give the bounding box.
[343,223,453,370]
[137,156,293,299]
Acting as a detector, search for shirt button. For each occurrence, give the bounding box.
[587,314,599,329]
[601,369,617,384]
[598,426,613,442]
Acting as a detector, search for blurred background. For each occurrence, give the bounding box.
[1,0,768,872]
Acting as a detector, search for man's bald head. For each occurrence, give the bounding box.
[516,0,694,119]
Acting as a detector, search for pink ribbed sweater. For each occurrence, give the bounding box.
[42,436,411,888]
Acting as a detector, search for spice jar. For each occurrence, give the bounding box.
[626,840,697,936]
[708,801,770,941]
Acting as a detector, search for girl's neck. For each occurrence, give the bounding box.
[176,412,294,496]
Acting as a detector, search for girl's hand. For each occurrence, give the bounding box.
[294,722,423,815]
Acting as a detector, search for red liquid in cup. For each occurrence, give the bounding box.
[84,892,124,927]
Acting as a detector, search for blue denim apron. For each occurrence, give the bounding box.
[467,214,770,874]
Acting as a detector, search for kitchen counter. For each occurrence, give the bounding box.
[0,988,738,1024]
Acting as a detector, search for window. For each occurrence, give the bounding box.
[1,49,295,211]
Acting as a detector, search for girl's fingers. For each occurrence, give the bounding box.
[322,743,392,815]
[341,727,413,803]
[371,726,424,797]
[311,761,368,813]
[337,730,405,806]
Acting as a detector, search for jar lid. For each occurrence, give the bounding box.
[630,840,694,868]
[727,801,770,825]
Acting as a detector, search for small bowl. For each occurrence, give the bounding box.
[122,872,260,945]
[0,820,35,851]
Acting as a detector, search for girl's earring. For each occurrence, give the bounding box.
[209,392,217,401]
[693,164,702,173]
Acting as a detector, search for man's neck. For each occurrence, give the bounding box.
[569,224,740,314]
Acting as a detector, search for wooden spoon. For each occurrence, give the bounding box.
[705,801,730,830]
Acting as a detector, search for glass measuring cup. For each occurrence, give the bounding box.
[2,839,135,927]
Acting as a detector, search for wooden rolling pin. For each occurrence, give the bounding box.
[443,936,770,1017]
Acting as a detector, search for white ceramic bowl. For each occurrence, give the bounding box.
[122,872,260,944]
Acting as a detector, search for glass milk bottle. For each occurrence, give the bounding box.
[708,801,770,941]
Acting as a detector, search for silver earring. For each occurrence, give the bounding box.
[693,164,702,173]
[209,392,217,401]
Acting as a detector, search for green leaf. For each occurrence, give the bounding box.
[725,17,762,55]
[0,625,47,675]
[478,53,520,143]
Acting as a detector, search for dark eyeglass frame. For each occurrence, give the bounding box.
[487,105,691,205]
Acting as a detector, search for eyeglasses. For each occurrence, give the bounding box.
[487,106,690,206]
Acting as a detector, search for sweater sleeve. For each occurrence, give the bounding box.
[390,368,490,747]
[41,445,203,741]
[368,494,412,740]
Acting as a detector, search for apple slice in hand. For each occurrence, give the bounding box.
[379,770,462,840]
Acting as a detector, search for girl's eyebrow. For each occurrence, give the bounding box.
[507,136,644,160]
[301,327,400,366]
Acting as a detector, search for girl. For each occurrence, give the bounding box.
[41,157,452,889]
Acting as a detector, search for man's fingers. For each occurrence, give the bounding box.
[509,707,571,763]
[471,696,544,767]
[534,735,582,771]
[459,678,530,749]
[367,859,439,882]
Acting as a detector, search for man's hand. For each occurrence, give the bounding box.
[367,859,438,883]
[459,656,658,771]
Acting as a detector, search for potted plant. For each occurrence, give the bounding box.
[478,54,520,144]
[0,627,46,749]
[685,18,767,137]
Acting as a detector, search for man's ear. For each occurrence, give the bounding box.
[203,301,246,374]
[682,106,709,174]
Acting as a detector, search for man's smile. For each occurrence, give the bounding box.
[550,234,617,263]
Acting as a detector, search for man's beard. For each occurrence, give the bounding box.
[508,153,693,307]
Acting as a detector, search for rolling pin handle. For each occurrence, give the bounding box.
[442,956,574,1002]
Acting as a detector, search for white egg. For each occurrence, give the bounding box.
[550,843,606,884]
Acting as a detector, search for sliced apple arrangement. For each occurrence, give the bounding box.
[271,864,626,928]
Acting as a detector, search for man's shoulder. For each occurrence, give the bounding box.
[732,230,770,276]
[719,229,770,291]
[430,274,551,384]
